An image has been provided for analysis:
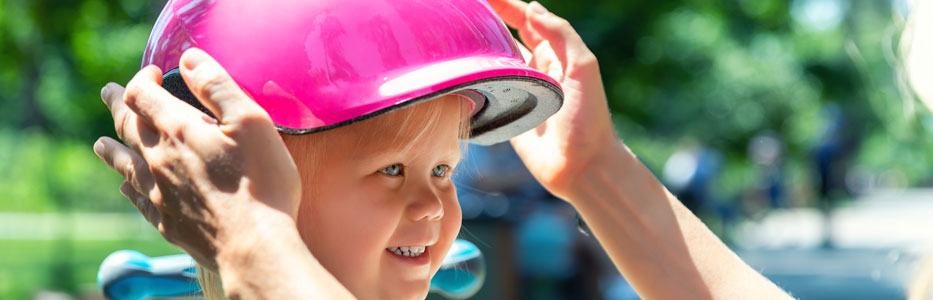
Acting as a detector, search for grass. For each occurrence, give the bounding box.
[0,238,184,299]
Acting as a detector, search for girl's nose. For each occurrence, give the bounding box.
[406,185,445,222]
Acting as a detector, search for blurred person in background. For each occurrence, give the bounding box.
[748,131,786,211]
[663,142,723,215]
[811,103,862,248]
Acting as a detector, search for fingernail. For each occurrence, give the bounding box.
[93,138,105,155]
[181,48,208,71]
[529,1,548,16]
[101,85,110,100]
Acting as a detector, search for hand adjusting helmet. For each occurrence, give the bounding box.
[143,0,563,145]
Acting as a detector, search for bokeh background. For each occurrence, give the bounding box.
[2,0,933,299]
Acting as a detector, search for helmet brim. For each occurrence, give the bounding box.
[161,56,562,145]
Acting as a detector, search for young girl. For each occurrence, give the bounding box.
[95,0,795,299]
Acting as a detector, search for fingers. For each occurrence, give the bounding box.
[96,137,164,229]
[532,40,565,81]
[119,181,163,228]
[525,2,598,75]
[94,136,158,201]
[101,82,160,150]
[488,0,527,28]
[487,0,546,52]
[487,0,597,77]
[178,48,273,134]
[124,65,208,140]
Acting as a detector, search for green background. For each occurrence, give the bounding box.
[1,0,930,298]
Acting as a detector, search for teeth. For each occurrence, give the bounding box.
[386,246,426,257]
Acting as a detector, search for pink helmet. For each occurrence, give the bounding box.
[143,0,562,145]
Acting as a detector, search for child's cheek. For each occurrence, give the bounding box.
[441,191,462,234]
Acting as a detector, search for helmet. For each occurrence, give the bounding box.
[143,0,562,145]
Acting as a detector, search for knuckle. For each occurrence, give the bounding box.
[576,53,599,68]
[555,18,572,29]
[130,153,149,172]
[147,154,166,172]
[148,192,164,209]
[144,64,164,76]
[157,223,170,239]
[223,112,272,135]
[197,75,232,100]
[124,80,144,102]
[239,111,273,127]
[116,112,133,141]
[167,121,187,140]
[123,165,138,186]
[134,195,149,211]
[126,159,148,187]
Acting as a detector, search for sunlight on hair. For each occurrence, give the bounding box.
[902,0,933,111]
[197,264,228,300]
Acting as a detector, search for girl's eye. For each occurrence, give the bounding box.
[432,165,450,177]
[379,164,403,176]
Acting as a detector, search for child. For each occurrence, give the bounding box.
[123,0,560,299]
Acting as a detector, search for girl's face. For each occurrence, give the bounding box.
[283,96,467,300]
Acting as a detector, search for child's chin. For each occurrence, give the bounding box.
[378,280,431,300]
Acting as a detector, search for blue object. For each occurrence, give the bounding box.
[98,239,485,300]
[429,239,486,299]
[98,250,200,300]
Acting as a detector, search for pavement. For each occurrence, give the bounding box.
[733,189,933,299]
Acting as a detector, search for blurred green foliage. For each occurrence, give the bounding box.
[540,0,933,200]
[1,0,157,214]
[1,0,932,298]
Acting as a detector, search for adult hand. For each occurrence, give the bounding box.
[488,0,619,201]
[93,48,302,270]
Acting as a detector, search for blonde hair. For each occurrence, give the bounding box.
[197,266,226,300]
[900,0,933,111]
[902,3,933,299]
[197,95,472,300]
[909,251,933,300]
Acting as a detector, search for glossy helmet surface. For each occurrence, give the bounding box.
[143,0,563,145]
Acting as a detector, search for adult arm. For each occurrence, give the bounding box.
[568,139,790,299]
[488,1,792,298]
[94,48,355,299]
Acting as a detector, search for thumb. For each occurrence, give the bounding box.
[179,48,271,130]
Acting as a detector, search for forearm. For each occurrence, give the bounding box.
[568,139,791,299]
[216,209,356,300]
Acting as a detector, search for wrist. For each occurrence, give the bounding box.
[215,206,299,273]
[211,208,355,299]
[564,136,636,203]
